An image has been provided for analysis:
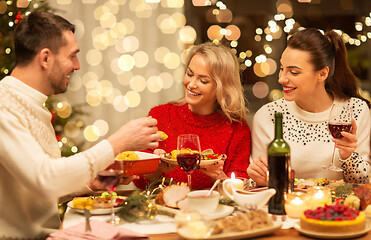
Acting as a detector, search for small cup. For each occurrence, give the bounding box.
[187,190,220,214]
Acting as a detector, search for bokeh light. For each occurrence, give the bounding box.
[124,91,141,108]
[118,54,135,71]
[133,51,149,68]
[147,76,163,92]
[179,26,197,43]
[130,75,147,92]
[207,25,223,40]
[252,81,269,98]
[56,101,72,118]
[84,125,100,142]
[93,119,109,137]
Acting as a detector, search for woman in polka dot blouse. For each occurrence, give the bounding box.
[248,28,370,186]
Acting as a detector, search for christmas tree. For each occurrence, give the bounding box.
[0,0,52,78]
[1,0,85,156]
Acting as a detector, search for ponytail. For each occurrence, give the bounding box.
[325,31,370,107]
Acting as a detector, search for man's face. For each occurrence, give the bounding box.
[48,30,80,95]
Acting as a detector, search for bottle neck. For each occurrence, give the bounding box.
[275,115,283,139]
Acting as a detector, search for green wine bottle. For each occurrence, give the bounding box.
[267,112,291,215]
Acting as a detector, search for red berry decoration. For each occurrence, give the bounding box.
[304,203,359,221]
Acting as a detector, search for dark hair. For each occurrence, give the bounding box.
[14,11,75,66]
[287,28,370,108]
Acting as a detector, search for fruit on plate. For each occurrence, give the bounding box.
[300,203,366,233]
[163,148,222,160]
[294,178,339,190]
[115,151,139,160]
[158,131,168,141]
[71,192,124,209]
[72,197,96,210]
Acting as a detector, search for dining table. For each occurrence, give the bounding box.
[61,184,370,240]
[147,228,371,240]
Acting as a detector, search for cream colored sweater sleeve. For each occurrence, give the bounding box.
[0,106,114,201]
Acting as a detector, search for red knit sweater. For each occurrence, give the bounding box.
[134,103,251,190]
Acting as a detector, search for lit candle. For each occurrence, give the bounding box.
[284,192,308,218]
[223,172,245,195]
[306,186,332,210]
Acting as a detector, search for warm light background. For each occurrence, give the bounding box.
[43,0,370,151]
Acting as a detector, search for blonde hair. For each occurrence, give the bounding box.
[172,42,248,122]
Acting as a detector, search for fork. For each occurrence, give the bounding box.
[84,208,91,232]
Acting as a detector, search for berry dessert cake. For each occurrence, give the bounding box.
[300,204,366,233]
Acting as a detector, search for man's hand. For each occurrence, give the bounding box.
[107,117,160,156]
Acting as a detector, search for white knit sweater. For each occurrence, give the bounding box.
[0,77,114,239]
[251,98,370,183]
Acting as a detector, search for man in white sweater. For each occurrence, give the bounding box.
[0,11,160,239]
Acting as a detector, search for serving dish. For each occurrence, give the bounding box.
[294,223,370,239]
[178,221,282,240]
[116,151,160,177]
[161,156,223,166]
[67,201,123,215]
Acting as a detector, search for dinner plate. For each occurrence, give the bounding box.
[67,201,123,215]
[161,156,222,166]
[156,204,234,221]
[294,223,370,239]
[178,221,282,240]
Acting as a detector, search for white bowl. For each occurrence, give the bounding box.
[187,190,220,214]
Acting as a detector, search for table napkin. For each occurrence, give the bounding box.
[47,219,148,240]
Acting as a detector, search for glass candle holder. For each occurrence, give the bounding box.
[284,191,309,218]
[306,186,332,210]
[174,210,202,230]
[174,211,209,238]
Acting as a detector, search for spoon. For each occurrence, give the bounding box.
[207,179,221,196]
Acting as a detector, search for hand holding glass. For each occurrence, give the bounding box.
[322,104,352,172]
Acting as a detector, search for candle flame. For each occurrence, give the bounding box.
[314,190,324,199]
[231,172,236,179]
[291,197,304,205]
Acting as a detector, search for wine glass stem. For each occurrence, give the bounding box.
[109,191,116,225]
[187,173,192,191]
[331,145,336,166]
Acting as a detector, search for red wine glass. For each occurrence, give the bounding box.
[177,134,201,190]
[322,103,352,172]
[97,160,123,224]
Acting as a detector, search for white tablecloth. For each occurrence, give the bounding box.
[63,207,177,234]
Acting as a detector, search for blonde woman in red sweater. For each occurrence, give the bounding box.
[134,42,251,190]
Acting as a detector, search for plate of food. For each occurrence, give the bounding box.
[154,184,234,220]
[68,193,126,215]
[161,149,225,166]
[177,210,282,240]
